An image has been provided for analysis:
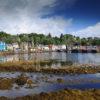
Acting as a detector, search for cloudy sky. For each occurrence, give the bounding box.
[0,0,100,37]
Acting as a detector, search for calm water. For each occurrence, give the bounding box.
[0,52,100,65]
[0,72,100,97]
[0,52,100,97]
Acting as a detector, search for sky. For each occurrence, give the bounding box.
[0,0,100,37]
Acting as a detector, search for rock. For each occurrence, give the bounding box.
[15,74,29,86]
[57,78,64,83]
[26,79,38,88]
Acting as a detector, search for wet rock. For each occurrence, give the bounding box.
[14,85,20,89]
[22,78,38,88]
[26,79,33,88]
[15,74,29,86]
[49,74,53,77]
[57,78,64,83]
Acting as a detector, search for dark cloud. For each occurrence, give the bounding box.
[0,0,27,14]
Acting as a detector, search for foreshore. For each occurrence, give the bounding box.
[11,89,100,100]
[0,89,100,100]
[0,51,56,56]
[0,59,100,99]
[0,61,100,100]
[0,51,35,56]
[0,60,99,74]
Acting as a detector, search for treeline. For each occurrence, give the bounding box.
[0,31,100,46]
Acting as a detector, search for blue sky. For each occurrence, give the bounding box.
[0,0,100,37]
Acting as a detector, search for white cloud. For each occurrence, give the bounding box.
[72,22,100,37]
[0,16,73,36]
[20,17,73,36]
[0,0,73,36]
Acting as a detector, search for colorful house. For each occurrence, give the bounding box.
[0,41,6,51]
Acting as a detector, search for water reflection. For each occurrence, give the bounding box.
[0,72,100,97]
[0,52,100,65]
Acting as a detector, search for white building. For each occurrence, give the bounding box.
[7,43,19,52]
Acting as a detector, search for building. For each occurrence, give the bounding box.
[0,41,6,51]
[50,45,58,51]
[56,45,66,51]
[7,43,19,52]
[36,45,49,51]
[20,42,28,52]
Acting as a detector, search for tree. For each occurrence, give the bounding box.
[47,33,52,38]
[0,31,100,46]
[81,38,87,46]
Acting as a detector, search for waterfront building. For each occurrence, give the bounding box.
[7,43,19,52]
[0,41,6,51]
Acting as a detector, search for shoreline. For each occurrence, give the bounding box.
[0,51,15,56]
[0,60,100,74]
[0,50,100,56]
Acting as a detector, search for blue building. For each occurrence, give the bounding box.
[0,41,6,51]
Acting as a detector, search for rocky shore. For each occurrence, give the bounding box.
[0,61,99,74]
[0,61,100,100]
[0,89,100,100]
[15,89,100,100]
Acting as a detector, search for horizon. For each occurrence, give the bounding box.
[0,0,100,37]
